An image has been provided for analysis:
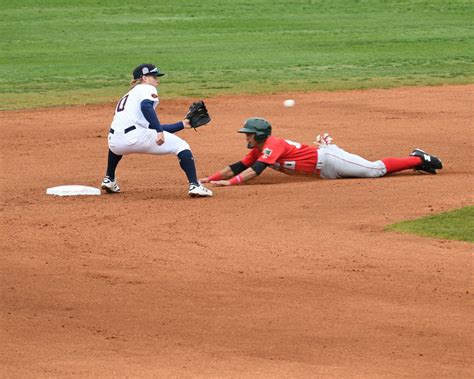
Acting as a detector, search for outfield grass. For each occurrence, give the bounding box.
[1,0,473,110]
[387,206,474,242]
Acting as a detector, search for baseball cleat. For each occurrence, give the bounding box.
[410,149,443,174]
[188,183,213,197]
[101,176,120,193]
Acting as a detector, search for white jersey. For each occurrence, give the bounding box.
[110,83,159,131]
[108,83,190,157]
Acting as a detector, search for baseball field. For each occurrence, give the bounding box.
[1,1,473,377]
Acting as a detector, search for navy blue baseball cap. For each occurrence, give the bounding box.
[132,64,165,79]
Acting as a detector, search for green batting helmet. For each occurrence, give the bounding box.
[238,118,272,142]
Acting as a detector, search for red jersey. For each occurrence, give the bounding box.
[241,136,319,175]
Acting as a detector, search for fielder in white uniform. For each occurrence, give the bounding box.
[101,63,212,197]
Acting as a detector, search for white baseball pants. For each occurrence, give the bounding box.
[317,144,387,179]
[108,127,190,156]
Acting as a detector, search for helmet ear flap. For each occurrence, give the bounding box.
[255,123,271,142]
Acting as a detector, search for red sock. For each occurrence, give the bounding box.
[382,156,422,174]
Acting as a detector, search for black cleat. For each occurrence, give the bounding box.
[410,149,443,174]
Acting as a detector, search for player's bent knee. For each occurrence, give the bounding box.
[175,142,191,155]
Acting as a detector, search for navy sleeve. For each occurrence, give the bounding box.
[162,122,184,134]
[141,100,184,134]
[141,100,163,133]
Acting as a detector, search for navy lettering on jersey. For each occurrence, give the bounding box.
[116,94,129,112]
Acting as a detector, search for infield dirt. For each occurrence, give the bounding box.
[1,85,473,377]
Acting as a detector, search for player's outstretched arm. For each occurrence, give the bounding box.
[210,167,258,186]
[200,166,234,183]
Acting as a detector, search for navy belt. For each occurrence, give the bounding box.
[109,126,136,134]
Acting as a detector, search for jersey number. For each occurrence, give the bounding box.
[116,94,129,112]
[283,161,296,170]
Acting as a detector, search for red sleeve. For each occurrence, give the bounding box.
[256,138,285,165]
[240,148,260,166]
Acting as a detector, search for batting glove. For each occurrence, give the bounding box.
[314,132,333,146]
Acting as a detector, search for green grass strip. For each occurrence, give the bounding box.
[1,0,473,109]
[387,206,474,242]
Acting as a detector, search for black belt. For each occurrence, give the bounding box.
[109,126,136,134]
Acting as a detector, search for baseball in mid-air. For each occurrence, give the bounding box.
[283,99,295,108]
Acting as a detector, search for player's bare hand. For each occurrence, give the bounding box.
[199,177,210,183]
[183,119,191,129]
[155,132,165,145]
[210,180,231,186]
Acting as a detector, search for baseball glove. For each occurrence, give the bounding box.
[185,100,211,129]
